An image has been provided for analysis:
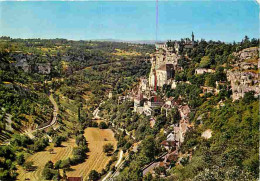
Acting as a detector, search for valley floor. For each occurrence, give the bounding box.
[17,127,117,181]
[67,127,117,180]
[17,138,76,181]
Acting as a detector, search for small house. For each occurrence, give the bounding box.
[195,68,215,75]
[67,177,83,181]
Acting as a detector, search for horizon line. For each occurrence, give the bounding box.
[1,35,256,44]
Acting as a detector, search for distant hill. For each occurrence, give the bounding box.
[91,39,165,44]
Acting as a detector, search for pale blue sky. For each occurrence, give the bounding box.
[0,1,259,42]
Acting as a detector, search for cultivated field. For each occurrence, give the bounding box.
[17,139,76,181]
[17,127,117,181]
[112,48,141,56]
[67,127,117,180]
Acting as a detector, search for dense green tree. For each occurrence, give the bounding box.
[44,161,54,169]
[140,135,158,162]
[53,136,65,147]
[59,159,71,170]
[200,56,211,68]
[42,168,54,180]
[103,143,114,155]
[242,91,256,103]
[16,153,25,165]
[98,121,108,129]
[54,160,62,169]
[24,161,34,171]
[88,170,100,181]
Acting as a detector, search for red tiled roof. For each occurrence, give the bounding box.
[167,154,178,162]
[68,177,83,181]
[159,162,166,167]
[161,140,178,147]
[161,140,168,146]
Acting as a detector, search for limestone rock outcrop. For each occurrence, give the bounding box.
[227,47,259,100]
[149,44,180,88]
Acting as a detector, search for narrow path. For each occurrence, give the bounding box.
[109,155,129,180]
[115,150,123,168]
[142,152,168,176]
[102,150,123,181]
[102,172,112,181]
[118,128,136,140]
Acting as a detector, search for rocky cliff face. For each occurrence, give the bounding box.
[151,48,179,70]
[35,63,51,74]
[227,47,259,100]
[149,46,180,88]
[233,47,259,60]
[12,53,51,75]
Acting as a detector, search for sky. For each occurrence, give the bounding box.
[0,1,259,42]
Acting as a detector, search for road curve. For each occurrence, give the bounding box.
[2,93,59,144]
[37,93,59,131]
[103,150,125,181]
[25,93,59,137]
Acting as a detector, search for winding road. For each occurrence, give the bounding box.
[37,93,58,131]
[102,150,123,181]
[2,93,59,144]
[24,93,58,138]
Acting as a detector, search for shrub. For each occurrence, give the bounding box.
[53,136,65,147]
[103,143,114,155]
[16,154,25,165]
[101,169,107,176]
[59,159,71,170]
[10,134,33,147]
[42,168,54,180]
[71,146,87,165]
[24,161,34,171]
[88,170,100,181]
[98,121,108,129]
[44,161,54,169]
[54,160,62,169]
[76,134,87,146]
[30,138,49,152]
[92,122,98,127]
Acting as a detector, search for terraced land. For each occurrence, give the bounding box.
[0,131,11,144]
[17,127,117,181]
[17,139,76,181]
[67,127,117,180]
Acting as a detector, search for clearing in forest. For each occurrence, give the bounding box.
[67,127,117,180]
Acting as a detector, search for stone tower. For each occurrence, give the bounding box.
[192,32,194,42]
